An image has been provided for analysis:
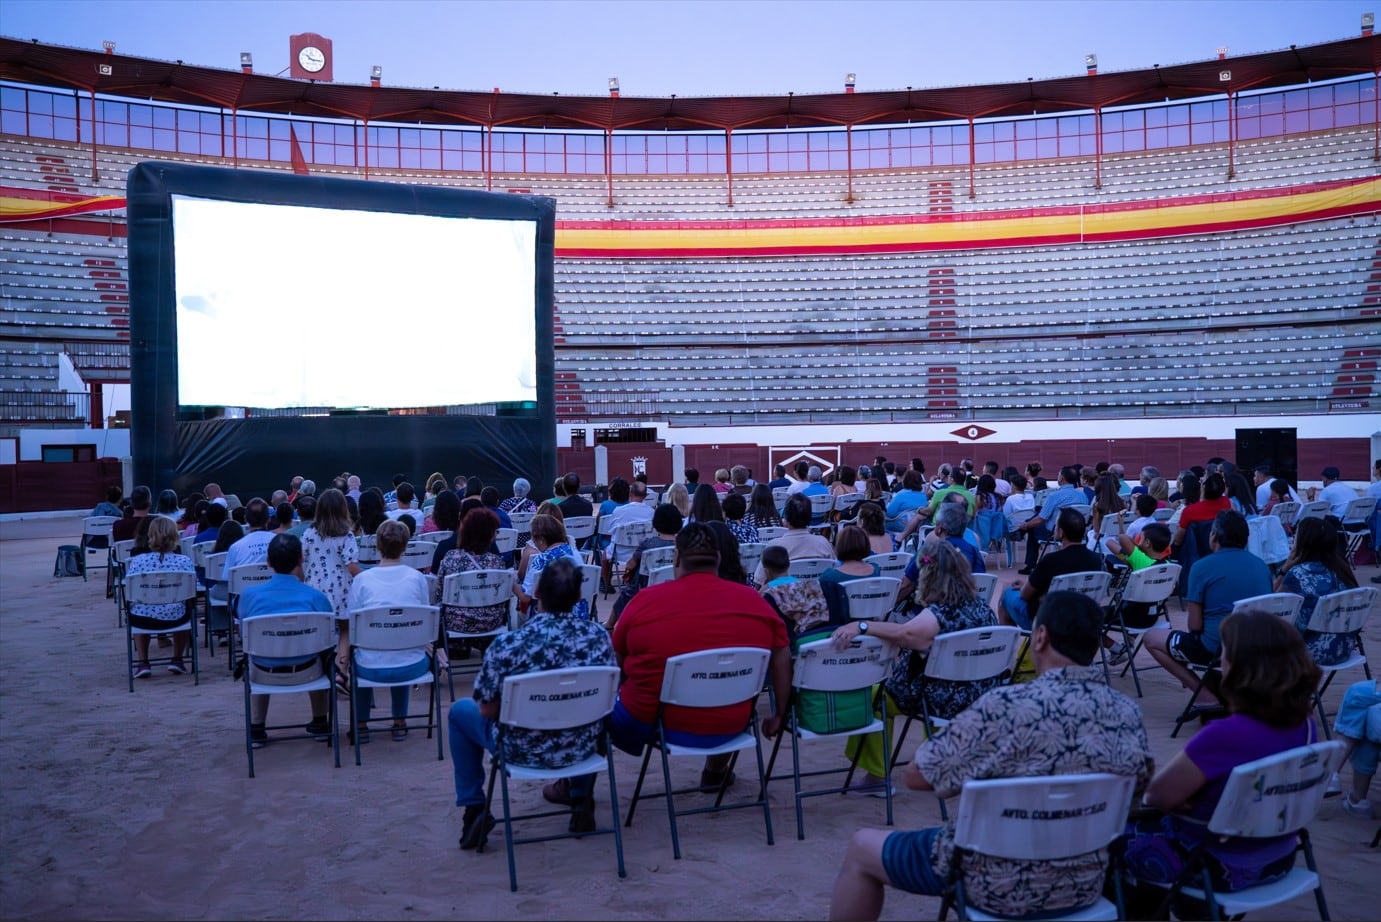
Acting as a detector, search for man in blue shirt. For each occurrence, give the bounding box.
[237,534,334,747]
[1143,509,1271,709]
[1013,465,1086,573]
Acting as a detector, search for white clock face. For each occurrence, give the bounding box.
[298,46,326,73]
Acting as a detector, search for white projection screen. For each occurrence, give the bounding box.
[171,195,538,410]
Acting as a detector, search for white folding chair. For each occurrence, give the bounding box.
[356,535,381,566]
[1248,515,1291,568]
[607,521,654,594]
[239,612,339,777]
[971,572,998,606]
[507,511,534,535]
[481,666,625,891]
[110,538,136,624]
[1340,496,1378,562]
[648,565,676,586]
[834,492,863,520]
[1004,508,1034,568]
[764,636,895,840]
[1152,507,1176,523]
[224,562,274,671]
[1270,501,1301,529]
[865,552,910,580]
[411,530,450,545]
[493,528,518,556]
[124,571,199,692]
[1102,563,1181,696]
[889,626,1022,819]
[577,562,602,621]
[842,577,902,621]
[441,568,517,701]
[1233,592,1305,620]
[1293,500,1330,525]
[401,542,435,571]
[737,542,766,580]
[944,773,1137,922]
[624,646,775,859]
[757,526,788,543]
[1149,742,1346,921]
[772,487,790,514]
[1304,587,1375,738]
[563,516,597,558]
[347,604,442,765]
[788,557,838,579]
[1048,569,1112,606]
[639,546,676,581]
[806,493,835,536]
[81,514,118,586]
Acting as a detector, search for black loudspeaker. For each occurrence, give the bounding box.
[1235,428,1298,489]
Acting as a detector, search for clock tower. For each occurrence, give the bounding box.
[289,32,333,81]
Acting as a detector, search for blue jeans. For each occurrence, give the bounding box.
[447,698,594,808]
[1335,679,1381,779]
[607,699,741,755]
[1024,523,1053,567]
[354,656,430,723]
[1001,587,1033,630]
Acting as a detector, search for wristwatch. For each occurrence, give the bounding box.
[857,621,869,634]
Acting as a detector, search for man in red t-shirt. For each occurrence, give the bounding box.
[611,523,791,790]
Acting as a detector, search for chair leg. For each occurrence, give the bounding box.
[433,668,444,760]
[606,743,627,879]
[1171,668,1219,738]
[624,745,654,827]
[330,673,341,769]
[244,672,256,779]
[791,723,805,840]
[658,732,682,860]
[889,716,915,770]
[499,764,519,891]
[126,624,135,693]
[752,716,774,846]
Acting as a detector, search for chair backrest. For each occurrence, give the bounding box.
[757,526,788,542]
[348,605,440,651]
[865,552,910,579]
[1341,495,1378,525]
[1007,508,1035,530]
[203,551,227,582]
[772,487,790,512]
[842,577,903,621]
[923,626,1022,682]
[1067,503,1093,523]
[1205,741,1346,837]
[648,564,676,586]
[788,557,838,579]
[356,534,380,565]
[971,572,998,605]
[1048,570,1112,605]
[228,562,274,594]
[794,635,893,692]
[643,490,661,507]
[410,530,447,544]
[1231,592,1304,621]
[507,511,535,531]
[1151,507,1175,522]
[1294,500,1330,523]
[952,772,1136,860]
[1119,563,1181,605]
[179,535,196,558]
[659,646,771,708]
[578,563,601,610]
[1305,587,1377,636]
[639,545,676,577]
[563,516,597,544]
[493,528,519,555]
[834,493,863,514]
[112,539,137,566]
[1096,514,1124,539]
[1247,515,1291,566]
[807,493,834,517]
[611,521,653,553]
[442,568,516,608]
[499,666,620,730]
[400,543,435,570]
[240,612,335,659]
[83,515,118,538]
[737,542,766,577]
[1269,500,1300,525]
[190,541,209,569]
[596,514,618,539]
[125,570,198,605]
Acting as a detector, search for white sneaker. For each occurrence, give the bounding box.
[1341,794,1374,819]
[1106,642,1130,667]
[1325,772,1342,797]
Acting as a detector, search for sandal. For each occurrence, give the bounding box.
[391,725,409,742]
[334,667,351,697]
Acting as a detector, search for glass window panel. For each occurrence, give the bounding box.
[1284,110,1309,133]
[420,129,440,149]
[787,132,808,151]
[153,127,176,150]
[1015,120,1037,140]
[538,152,560,172]
[52,95,76,118]
[152,107,175,129]
[1259,112,1284,136]
[399,127,420,147]
[1058,135,1081,157]
[1145,107,1166,128]
[374,145,398,168]
[26,113,51,137]
[268,119,290,140]
[786,150,806,170]
[241,137,267,160]
[647,134,666,154]
[974,141,995,163]
[1,87,26,111]
[973,122,995,142]
[267,138,289,161]
[201,112,221,133]
[743,133,766,153]
[827,149,847,170]
[933,145,953,166]
[1309,85,1333,107]
[1146,127,1168,149]
[99,122,128,146]
[1190,121,1215,144]
[463,150,483,171]
[1166,104,1188,126]
[1102,132,1124,154]
[1282,88,1309,112]
[400,147,420,169]
[1035,138,1057,159]
[1309,106,1334,131]
[993,120,1015,141]
[27,91,52,116]
[1167,125,1189,146]
[1036,119,1057,139]
[50,115,76,141]
[130,126,152,148]
[1334,82,1359,104]
[441,130,464,150]
[129,104,153,127]
[419,148,440,170]
[1335,103,1361,128]
[1122,109,1145,130]
[334,124,354,144]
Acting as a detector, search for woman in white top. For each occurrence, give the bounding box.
[345,519,431,743]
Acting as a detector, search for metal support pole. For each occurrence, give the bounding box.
[606,127,614,208]
[88,88,98,182]
[725,128,734,207]
[1227,92,1236,179]
[967,117,976,199]
[1094,107,1102,190]
[846,123,854,203]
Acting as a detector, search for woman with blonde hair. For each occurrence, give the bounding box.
[713,468,733,495]
[126,514,197,679]
[665,483,691,521]
[422,472,448,511]
[516,513,587,620]
[829,538,999,791]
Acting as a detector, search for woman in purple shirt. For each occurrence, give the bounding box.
[1121,610,1322,912]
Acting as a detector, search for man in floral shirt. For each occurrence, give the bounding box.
[829,591,1153,921]
[447,559,616,852]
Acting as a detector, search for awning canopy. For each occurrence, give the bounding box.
[2,34,1379,131]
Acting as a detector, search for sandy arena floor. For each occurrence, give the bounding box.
[1,515,1377,921]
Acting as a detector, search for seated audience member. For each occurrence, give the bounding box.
[752,493,836,585]
[607,503,683,628]
[1315,465,1356,519]
[999,507,1101,630]
[1000,472,1034,528]
[517,513,587,620]
[1089,473,1126,540]
[1123,492,1160,541]
[1332,678,1381,819]
[345,519,432,744]
[611,524,791,791]
[91,485,123,519]
[1104,522,1173,574]
[705,520,750,585]
[898,466,974,545]
[1224,471,1258,517]
[713,468,733,495]
[664,483,692,521]
[722,492,760,547]
[287,495,315,536]
[760,544,829,638]
[730,464,754,496]
[236,533,333,747]
[180,498,208,539]
[970,474,1005,554]
[1275,517,1359,666]
[125,516,196,679]
[1143,510,1272,712]
[786,460,812,496]
[423,473,448,511]
[387,482,425,523]
[884,469,930,535]
[224,498,275,570]
[1261,478,1293,517]
[557,472,594,518]
[154,489,180,520]
[448,559,618,850]
[830,539,999,793]
[345,475,362,503]
[517,501,563,586]
[766,463,792,492]
[112,485,152,542]
[499,477,538,515]
[855,503,895,556]
[819,525,883,622]
[434,507,508,655]
[1120,612,1322,914]
[1146,476,1171,508]
[828,592,1152,921]
[1012,465,1086,574]
[1173,472,1231,549]
[272,502,296,535]
[426,491,463,570]
[297,479,317,500]
[688,483,725,526]
[744,483,784,531]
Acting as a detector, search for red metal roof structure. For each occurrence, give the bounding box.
[2,35,1379,131]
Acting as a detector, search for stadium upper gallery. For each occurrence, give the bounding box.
[0,31,1378,502]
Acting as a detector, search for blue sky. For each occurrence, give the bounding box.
[1,0,1373,96]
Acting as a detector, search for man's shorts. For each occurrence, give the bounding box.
[1167,630,1216,666]
[880,826,945,896]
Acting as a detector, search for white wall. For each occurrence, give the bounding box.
[16,428,130,461]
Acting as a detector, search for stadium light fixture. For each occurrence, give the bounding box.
[370,65,382,87]
[845,73,856,93]
[240,52,253,74]
[608,77,619,98]
[1084,54,1097,76]
[1364,12,1375,35]
[1216,46,1228,60]
[102,40,116,54]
